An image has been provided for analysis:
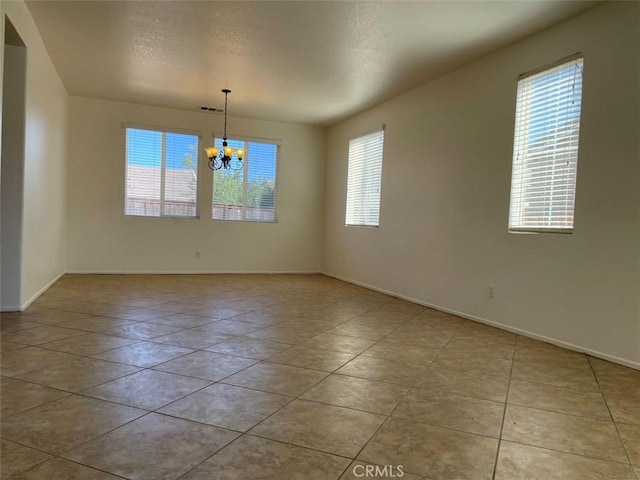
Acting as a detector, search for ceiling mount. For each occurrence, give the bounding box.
[199,106,223,112]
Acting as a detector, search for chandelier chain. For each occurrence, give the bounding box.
[223,91,229,139]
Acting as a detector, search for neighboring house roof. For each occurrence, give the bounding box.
[126,166,196,203]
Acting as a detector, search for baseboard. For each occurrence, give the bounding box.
[322,272,640,371]
[2,270,319,310]
[16,271,66,312]
[0,305,22,312]
[65,270,322,275]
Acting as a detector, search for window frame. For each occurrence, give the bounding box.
[345,127,385,228]
[124,123,202,219]
[507,54,584,235]
[210,133,280,223]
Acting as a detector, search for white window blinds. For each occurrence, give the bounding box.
[509,56,584,233]
[125,127,199,218]
[346,129,385,227]
[212,138,278,222]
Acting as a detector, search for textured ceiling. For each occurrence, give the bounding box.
[26,1,600,126]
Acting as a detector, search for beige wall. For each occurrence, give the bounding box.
[1,44,26,309]
[322,2,640,367]
[66,96,325,273]
[1,1,69,309]
[4,0,638,367]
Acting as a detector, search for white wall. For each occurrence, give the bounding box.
[323,2,640,367]
[1,43,26,309]
[0,9,4,307]
[1,1,69,310]
[67,97,325,273]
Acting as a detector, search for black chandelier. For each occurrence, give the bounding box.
[205,89,244,170]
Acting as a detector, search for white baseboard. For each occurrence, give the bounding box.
[9,267,638,370]
[15,271,66,312]
[322,272,640,371]
[3,270,320,311]
[0,305,22,312]
[65,270,321,275]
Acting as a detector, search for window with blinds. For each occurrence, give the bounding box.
[212,138,278,222]
[125,127,199,218]
[346,129,384,227]
[509,55,584,233]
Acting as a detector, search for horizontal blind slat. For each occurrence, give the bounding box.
[346,130,384,226]
[125,128,199,218]
[509,57,583,232]
[212,138,278,222]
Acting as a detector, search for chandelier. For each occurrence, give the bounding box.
[204,89,244,170]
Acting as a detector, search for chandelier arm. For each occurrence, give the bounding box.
[209,158,222,170]
[231,159,243,171]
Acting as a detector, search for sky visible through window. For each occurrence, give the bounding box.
[211,137,277,222]
[126,129,197,169]
[213,138,276,181]
[126,130,276,182]
[525,61,583,143]
[125,128,199,217]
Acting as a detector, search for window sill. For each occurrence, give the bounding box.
[212,219,278,224]
[508,228,573,235]
[125,214,200,220]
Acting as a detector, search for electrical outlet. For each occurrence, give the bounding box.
[488,285,495,299]
[195,251,200,259]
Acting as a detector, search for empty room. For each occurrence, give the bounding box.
[0,1,638,479]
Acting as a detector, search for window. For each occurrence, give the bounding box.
[212,138,278,222]
[345,129,385,226]
[508,55,584,233]
[125,127,199,218]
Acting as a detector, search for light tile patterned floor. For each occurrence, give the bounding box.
[0,274,638,479]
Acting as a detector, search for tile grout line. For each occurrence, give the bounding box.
[1,410,155,477]
[491,333,518,480]
[386,315,468,418]
[586,355,638,475]
[2,286,372,477]
[5,275,638,480]
[168,305,402,480]
[174,303,425,479]
[491,437,639,467]
[332,309,463,479]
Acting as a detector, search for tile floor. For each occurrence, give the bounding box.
[0,274,638,479]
